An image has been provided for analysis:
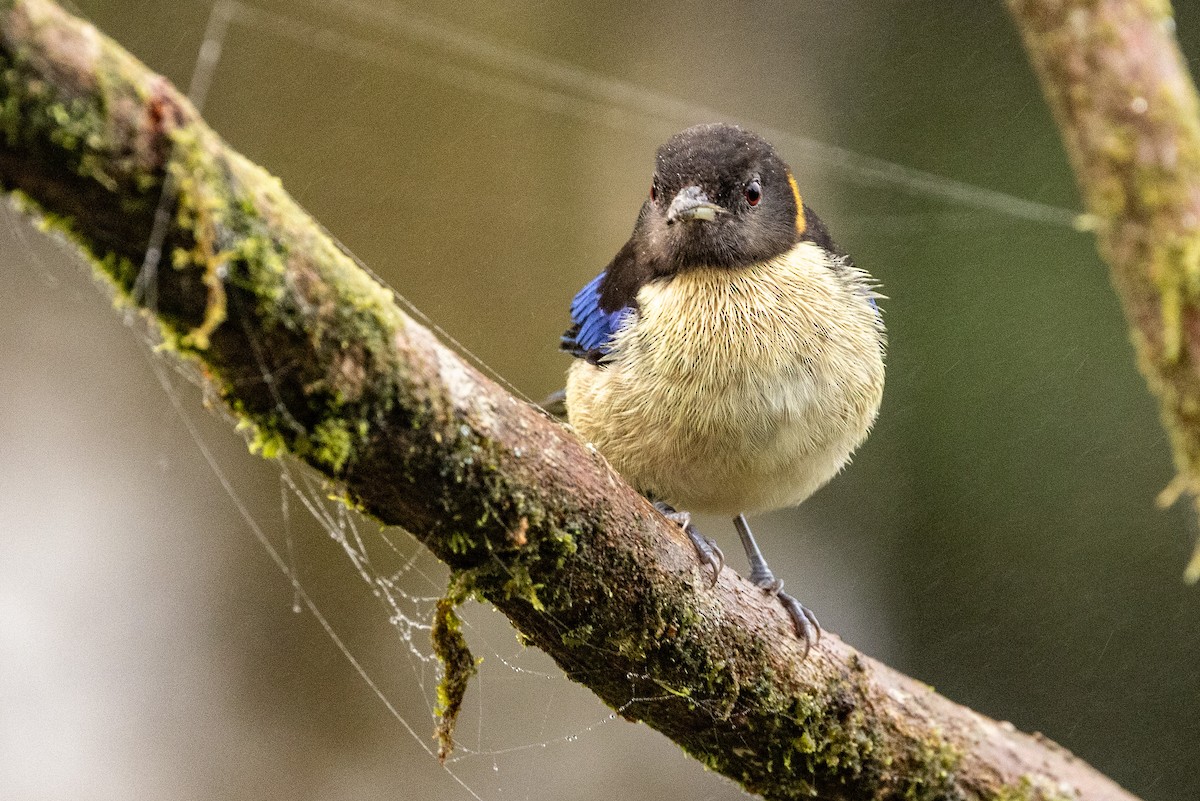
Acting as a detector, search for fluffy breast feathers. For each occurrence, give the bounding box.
[565,241,885,516]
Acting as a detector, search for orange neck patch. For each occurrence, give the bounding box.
[787,172,807,236]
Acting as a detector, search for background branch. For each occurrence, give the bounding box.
[0,0,1148,799]
[1009,0,1200,580]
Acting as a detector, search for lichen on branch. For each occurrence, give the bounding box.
[1008,0,1200,580]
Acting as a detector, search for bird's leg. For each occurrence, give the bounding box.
[733,514,821,653]
[653,501,724,584]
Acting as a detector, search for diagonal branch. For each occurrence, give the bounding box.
[0,0,1140,799]
[1008,0,1200,580]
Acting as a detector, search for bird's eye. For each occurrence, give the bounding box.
[745,180,762,206]
[650,182,658,202]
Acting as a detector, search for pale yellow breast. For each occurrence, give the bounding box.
[566,241,885,516]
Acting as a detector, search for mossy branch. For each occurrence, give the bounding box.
[1008,0,1200,581]
[0,1,1142,799]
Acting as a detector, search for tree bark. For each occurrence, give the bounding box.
[1008,0,1200,581]
[0,0,1142,799]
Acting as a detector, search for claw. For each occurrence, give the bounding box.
[654,501,723,584]
[686,527,724,586]
[661,508,692,529]
[734,513,821,657]
[776,590,821,657]
[757,580,822,657]
[752,574,784,595]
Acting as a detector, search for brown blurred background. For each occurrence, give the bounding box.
[2,1,1199,799]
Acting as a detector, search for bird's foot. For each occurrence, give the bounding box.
[751,573,821,657]
[686,527,725,586]
[653,501,724,584]
[734,514,821,656]
[653,500,691,529]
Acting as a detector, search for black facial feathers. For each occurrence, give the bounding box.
[597,124,815,314]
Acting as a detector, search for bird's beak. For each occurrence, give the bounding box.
[666,185,727,224]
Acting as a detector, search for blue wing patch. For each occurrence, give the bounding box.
[561,272,634,365]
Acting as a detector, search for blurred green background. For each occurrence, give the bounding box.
[2,1,1198,799]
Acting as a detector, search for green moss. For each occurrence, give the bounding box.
[109,115,407,485]
[500,563,546,611]
[447,504,576,613]
[420,424,582,580]
[559,624,594,648]
[431,579,480,763]
[163,126,230,351]
[243,412,367,475]
[446,529,475,556]
[308,418,356,473]
[657,660,968,801]
[782,684,882,790]
[1,44,143,197]
[241,418,287,460]
[899,734,961,800]
[993,775,1073,801]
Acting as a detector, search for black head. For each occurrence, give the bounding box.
[639,123,805,272]
[592,124,838,315]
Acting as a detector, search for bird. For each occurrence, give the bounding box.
[556,123,885,654]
